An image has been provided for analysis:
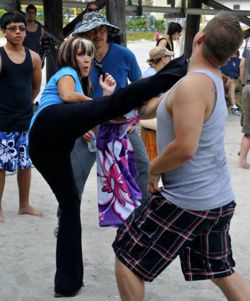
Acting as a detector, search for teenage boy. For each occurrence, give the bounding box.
[0,12,43,223]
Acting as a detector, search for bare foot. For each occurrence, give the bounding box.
[18,206,44,218]
[0,208,4,223]
[237,162,250,169]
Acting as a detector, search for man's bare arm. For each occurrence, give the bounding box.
[150,74,215,176]
[31,51,42,102]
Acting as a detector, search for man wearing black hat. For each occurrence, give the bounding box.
[71,12,150,205]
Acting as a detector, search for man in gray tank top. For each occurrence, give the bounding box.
[238,38,250,168]
[113,12,250,300]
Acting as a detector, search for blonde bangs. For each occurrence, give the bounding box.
[78,38,95,58]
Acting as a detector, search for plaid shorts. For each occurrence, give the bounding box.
[113,193,236,282]
[0,131,32,172]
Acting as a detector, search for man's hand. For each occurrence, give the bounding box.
[148,172,161,193]
[83,130,95,142]
[127,125,136,133]
[99,73,116,96]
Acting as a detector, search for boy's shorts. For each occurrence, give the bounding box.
[0,131,32,172]
[113,193,235,282]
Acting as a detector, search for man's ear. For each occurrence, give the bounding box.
[196,32,205,45]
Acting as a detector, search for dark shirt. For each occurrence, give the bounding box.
[0,47,33,131]
[23,22,42,56]
[220,57,240,79]
[156,36,174,51]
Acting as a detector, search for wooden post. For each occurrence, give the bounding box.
[106,0,126,46]
[137,0,142,16]
[1,0,20,11]
[43,0,63,81]
[184,0,202,58]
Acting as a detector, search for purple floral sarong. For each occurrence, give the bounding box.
[96,111,142,227]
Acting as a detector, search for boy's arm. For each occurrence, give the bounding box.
[31,51,42,102]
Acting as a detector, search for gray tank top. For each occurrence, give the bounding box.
[157,69,234,210]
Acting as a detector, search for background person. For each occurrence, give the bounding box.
[238,38,250,169]
[220,51,241,115]
[0,12,42,223]
[23,4,44,58]
[140,46,174,160]
[157,21,182,53]
[86,1,99,12]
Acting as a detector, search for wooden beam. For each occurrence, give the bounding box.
[14,0,106,9]
[184,0,202,58]
[43,0,63,81]
[21,0,85,8]
[187,8,250,16]
[126,5,184,15]
[0,0,20,11]
[202,0,250,27]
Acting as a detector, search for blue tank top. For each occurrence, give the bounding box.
[157,69,234,210]
[30,66,84,129]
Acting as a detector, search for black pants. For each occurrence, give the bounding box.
[29,55,188,294]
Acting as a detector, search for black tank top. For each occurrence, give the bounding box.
[23,22,42,55]
[0,47,33,131]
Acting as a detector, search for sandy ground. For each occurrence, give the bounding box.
[0,41,250,301]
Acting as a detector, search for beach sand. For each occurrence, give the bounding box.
[0,41,249,301]
[0,114,249,301]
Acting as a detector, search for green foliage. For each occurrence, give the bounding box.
[0,9,7,16]
[155,19,165,32]
[126,15,155,31]
[126,31,155,42]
